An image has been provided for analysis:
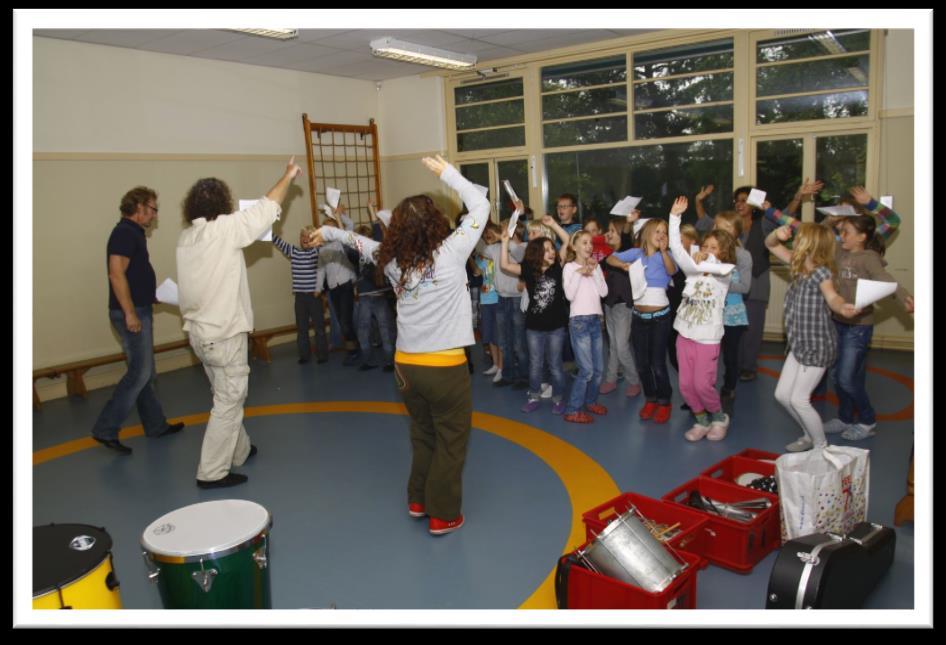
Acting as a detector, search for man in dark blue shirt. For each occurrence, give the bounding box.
[91,187,183,454]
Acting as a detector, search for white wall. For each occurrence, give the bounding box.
[376,74,446,158]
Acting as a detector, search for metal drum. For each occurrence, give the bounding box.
[33,524,123,609]
[141,499,273,609]
[577,507,688,593]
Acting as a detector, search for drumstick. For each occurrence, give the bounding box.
[654,522,681,538]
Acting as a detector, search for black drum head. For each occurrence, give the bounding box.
[33,524,112,596]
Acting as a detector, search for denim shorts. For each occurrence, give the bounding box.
[479,302,499,344]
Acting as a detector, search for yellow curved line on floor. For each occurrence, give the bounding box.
[32,401,620,610]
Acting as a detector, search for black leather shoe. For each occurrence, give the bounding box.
[196,473,248,489]
[246,445,258,460]
[93,437,132,455]
[157,422,185,438]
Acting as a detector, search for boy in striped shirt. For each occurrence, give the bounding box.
[272,226,328,364]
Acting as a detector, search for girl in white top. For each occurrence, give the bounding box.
[667,196,737,442]
[561,230,609,424]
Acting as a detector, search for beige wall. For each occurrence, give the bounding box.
[883,30,914,111]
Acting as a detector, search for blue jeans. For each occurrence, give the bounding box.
[495,295,528,381]
[526,328,566,402]
[91,307,168,440]
[356,295,395,366]
[833,321,875,424]
[565,315,604,414]
[631,309,673,404]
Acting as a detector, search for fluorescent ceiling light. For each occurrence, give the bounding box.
[229,28,298,40]
[370,37,476,70]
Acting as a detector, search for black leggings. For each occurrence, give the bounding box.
[329,281,356,344]
[721,324,747,394]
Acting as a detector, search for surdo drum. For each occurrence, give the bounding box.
[33,524,123,609]
[141,499,273,609]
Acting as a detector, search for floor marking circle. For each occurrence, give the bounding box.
[33,401,620,610]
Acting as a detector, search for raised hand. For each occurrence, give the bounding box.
[849,186,872,206]
[626,208,641,223]
[421,154,449,177]
[286,156,302,179]
[799,177,824,198]
[693,250,709,263]
[541,214,556,228]
[696,185,715,201]
[775,225,792,242]
[513,198,525,214]
[306,227,326,248]
[670,196,688,216]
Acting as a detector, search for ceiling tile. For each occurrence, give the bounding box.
[136,29,245,56]
[295,29,358,43]
[33,29,94,39]
[441,30,517,39]
[72,29,182,48]
[477,30,578,46]
[249,42,345,67]
[190,35,300,61]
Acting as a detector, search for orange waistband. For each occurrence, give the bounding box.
[394,349,467,367]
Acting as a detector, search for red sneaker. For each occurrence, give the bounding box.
[564,411,594,424]
[429,514,464,535]
[639,401,658,420]
[408,502,426,518]
[653,404,672,424]
[585,403,608,416]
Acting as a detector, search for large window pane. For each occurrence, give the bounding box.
[458,126,526,152]
[633,39,733,80]
[541,55,626,92]
[756,90,868,124]
[815,134,867,215]
[454,79,523,105]
[542,87,627,120]
[544,140,733,225]
[456,99,524,130]
[496,159,529,221]
[757,29,870,64]
[635,105,733,138]
[756,139,804,211]
[543,116,628,148]
[634,72,733,110]
[756,55,869,97]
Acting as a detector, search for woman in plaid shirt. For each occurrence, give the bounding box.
[765,223,860,452]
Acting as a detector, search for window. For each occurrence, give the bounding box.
[755,30,871,125]
[541,56,628,148]
[454,79,526,152]
[815,133,868,215]
[633,39,734,139]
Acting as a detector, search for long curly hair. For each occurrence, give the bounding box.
[377,194,452,287]
[791,222,836,279]
[523,237,553,280]
[182,178,233,222]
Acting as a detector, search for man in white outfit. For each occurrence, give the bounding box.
[177,157,302,488]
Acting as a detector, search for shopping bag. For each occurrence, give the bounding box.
[774,446,870,542]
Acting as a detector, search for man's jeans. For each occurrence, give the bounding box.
[834,321,875,425]
[495,295,528,381]
[91,307,168,440]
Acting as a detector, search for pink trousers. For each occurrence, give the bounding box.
[676,336,721,414]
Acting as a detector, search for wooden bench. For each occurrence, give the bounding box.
[33,320,332,409]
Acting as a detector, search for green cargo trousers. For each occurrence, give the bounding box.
[395,361,472,521]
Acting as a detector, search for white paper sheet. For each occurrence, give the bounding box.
[880,195,894,210]
[502,180,519,203]
[239,199,272,241]
[376,209,392,227]
[155,278,179,306]
[855,279,898,309]
[632,218,652,236]
[507,209,522,237]
[326,187,341,209]
[322,203,337,221]
[610,196,643,216]
[746,188,767,209]
[816,204,859,218]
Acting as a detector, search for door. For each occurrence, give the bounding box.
[459,157,530,223]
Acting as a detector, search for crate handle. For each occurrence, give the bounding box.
[708,468,723,479]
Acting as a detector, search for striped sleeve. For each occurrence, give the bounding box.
[865,199,901,240]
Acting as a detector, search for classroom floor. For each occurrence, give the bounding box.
[30,339,916,617]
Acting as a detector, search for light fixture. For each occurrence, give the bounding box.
[370,37,476,70]
[228,28,298,40]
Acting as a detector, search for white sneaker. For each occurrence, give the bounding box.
[706,412,730,441]
[785,436,814,452]
[483,365,498,376]
[540,383,553,399]
[841,423,877,441]
[823,418,851,435]
[492,368,504,383]
[684,422,711,442]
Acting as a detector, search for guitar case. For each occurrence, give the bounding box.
[765,522,895,609]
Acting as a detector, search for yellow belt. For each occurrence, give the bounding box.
[395,348,467,367]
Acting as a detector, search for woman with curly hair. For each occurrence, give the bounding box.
[309,155,489,536]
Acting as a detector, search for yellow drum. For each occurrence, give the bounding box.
[33,524,123,609]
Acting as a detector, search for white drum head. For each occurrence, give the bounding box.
[141,499,271,558]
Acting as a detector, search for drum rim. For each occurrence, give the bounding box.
[142,520,272,563]
[33,524,114,597]
[140,500,272,559]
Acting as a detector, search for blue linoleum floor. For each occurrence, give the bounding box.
[30,340,916,614]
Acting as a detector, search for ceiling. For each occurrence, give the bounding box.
[33,28,656,81]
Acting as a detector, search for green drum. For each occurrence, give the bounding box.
[141,499,273,609]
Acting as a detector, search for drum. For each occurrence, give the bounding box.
[141,499,273,609]
[576,507,688,593]
[33,524,123,609]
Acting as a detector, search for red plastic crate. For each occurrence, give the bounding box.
[701,455,777,491]
[558,546,701,609]
[733,448,780,462]
[582,492,711,569]
[661,476,780,574]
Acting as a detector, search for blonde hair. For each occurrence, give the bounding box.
[679,223,699,246]
[527,221,554,242]
[637,218,667,255]
[714,210,743,241]
[565,229,591,264]
[791,222,836,279]
[702,229,737,264]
